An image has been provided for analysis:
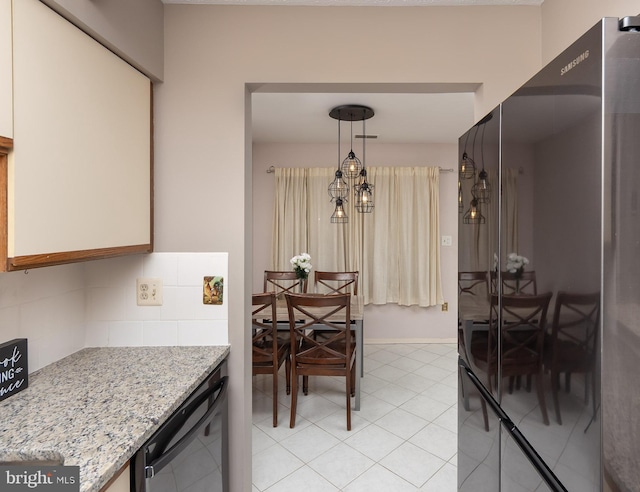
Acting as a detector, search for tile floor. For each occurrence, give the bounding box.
[252,343,458,491]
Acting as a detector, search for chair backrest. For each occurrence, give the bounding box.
[314,271,359,295]
[252,292,278,364]
[549,291,600,365]
[264,271,308,296]
[501,270,537,295]
[284,293,351,363]
[488,292,552,371]
[458,271,489,299]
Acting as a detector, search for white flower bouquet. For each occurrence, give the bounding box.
[290,253,312,280]
[505,252,529,277]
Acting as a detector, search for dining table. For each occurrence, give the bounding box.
[255,293,365,411]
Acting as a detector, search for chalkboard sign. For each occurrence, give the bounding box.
[0,338,28,402]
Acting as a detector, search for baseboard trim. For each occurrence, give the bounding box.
[364,338,457,344]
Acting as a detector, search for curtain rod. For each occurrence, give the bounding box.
[266,165,454,174]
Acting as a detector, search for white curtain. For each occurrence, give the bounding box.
[271,166,443,307]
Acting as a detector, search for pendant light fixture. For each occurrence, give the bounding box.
[354,113,374,213]
[458,180,464,213]
[341,119,363,179]
[331,198,348,223]
[329,104,375,222]
[328,107,350,207]
[472,113,492,203]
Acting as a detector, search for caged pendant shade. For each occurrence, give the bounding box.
[463,197,485,224]
[341,119,363,179]
[459,125,477,180]
[472,114,492,203]
[331,198,348,223]
[355,169,374,213]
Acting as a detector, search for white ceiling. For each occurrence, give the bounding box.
[252,92,476,144]
[161,0,543,145]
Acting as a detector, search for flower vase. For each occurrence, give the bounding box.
[515,277,520,295]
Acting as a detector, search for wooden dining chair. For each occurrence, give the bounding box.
[544,291,600,425]
[501,270,537,295]
[470,292,553,425]
[264,271,308,296]
[314,271,359,295]
[252,292,291,427]
[284,292,356,430]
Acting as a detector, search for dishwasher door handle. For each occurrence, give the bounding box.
[147,375,228,476]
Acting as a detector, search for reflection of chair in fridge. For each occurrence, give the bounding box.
[544,291,600,425]
[471,293,553,425]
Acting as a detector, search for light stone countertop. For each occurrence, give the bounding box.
[0,345,230,492]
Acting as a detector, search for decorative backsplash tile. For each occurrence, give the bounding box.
[203,276,223,305]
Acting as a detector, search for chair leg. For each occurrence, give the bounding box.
[290,371,298,429]
[550,370,562,425]
[565,372,571,393]
[272,367,279,427]
[285,357,291,395]
[536,371,550,425]
[350,365,356,397]
[591,370,598,422]
[303,375,309,395]
[480,398,490,432]
[459,366,471,411]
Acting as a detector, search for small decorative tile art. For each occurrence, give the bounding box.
[203,276,224,305]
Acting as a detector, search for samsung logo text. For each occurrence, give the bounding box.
[561,50,589,75]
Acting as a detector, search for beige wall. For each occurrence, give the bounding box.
[40,0,164,80]
[158,5,541,491]
[541,0,640,64]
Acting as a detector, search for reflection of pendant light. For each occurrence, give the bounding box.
[329,105,375,222]
[459,125,477,180]
[458,180,464,213]
[354,115,374,213]
[472,115,492,203]
[463,197,485,224]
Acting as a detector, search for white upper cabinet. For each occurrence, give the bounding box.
[1,0,152,270]
[0,0,12,139]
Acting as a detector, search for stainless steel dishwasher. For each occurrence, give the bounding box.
[131,360,228,492]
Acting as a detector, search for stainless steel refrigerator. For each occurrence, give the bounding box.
[457,15,640,492]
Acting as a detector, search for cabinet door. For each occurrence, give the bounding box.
[3,0,152,271]
[0,0,11,138]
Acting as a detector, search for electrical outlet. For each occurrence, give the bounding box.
[442,302,448,312]
[137,278,163,306]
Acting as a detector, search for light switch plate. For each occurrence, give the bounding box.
[441,235,453,246]
[137,278,163,306]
